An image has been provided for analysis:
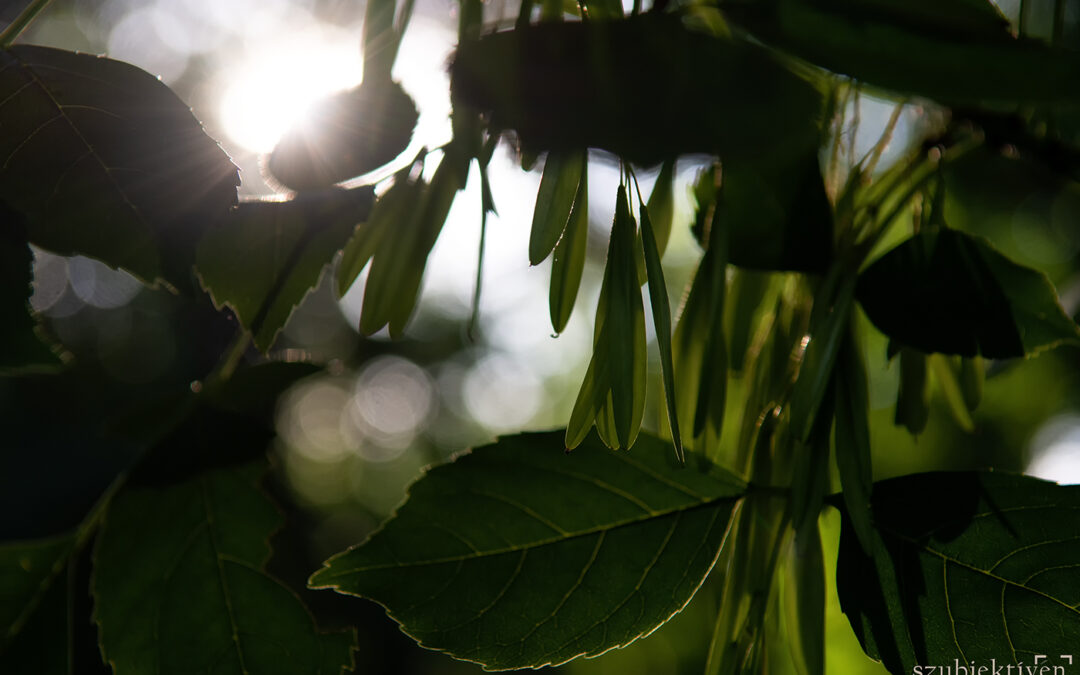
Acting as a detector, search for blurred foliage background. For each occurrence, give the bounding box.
[4,0,1080,672]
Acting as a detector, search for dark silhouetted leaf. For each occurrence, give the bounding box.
[856,228,1080,358]
[267,80,418,192]
[894,346,929,434]
[838,471,1080,673]
[530,150,584,266]
[205,361,322,418]
[94,462,355,675]
[197,188,373,353]
[336,167,418,298]
[724,269,771,373]
[0,46,239,288]
[310,430,744,671]
[726,0,1080,107]
[451,14,822,166]
[0,205,63,373]
[549,155,589,333]
[640,201,683,463]
[960,355,983,411]
[719,154,833,273]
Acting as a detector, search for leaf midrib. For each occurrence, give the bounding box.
[326,495,738,574]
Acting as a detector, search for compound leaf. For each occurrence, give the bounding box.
[94,462,354,675]
[838,471,1080,673]
[196,188,373,352]
[311,430,744,671]
[0,46,239,288]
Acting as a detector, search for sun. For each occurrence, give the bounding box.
[218,25,364,154]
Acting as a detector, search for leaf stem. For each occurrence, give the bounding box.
[204,330,251,391]
[0,0,54,47]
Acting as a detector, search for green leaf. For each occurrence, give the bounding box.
[640,201,683,463]
[727,0,1080,107]
[838,471,1080,673]
[196,188,373,353]
[311,430,745,671]
[783,524,825,675]
[856,227,1080,358]
[94,461,355,675]
[451,14,823,167]
[959,355,983,411]
[672,228,728,459]
[0,206,63,374]
[0,46,239,288]
[549,154,589,333]
[267,80,418,192]
[720,154,833,273]
[790,265,855,444]
[337,169,419,298]
[724,269,772,373]
[645,159,676,258]
[530,150,585,266]
[361,150,465,337]
[833,329,874,554]
[567,185,647,450]
[928,354,975,432]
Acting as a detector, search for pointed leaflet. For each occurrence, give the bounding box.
[337,169,419,297]
[361,150,465,337]
[549,154,589,333]
[726,0,1080,107]
[645,159,676,258]
[566,186,646,450]
[856,228,1080,358]
[311,430,744,671]
[0,205,63,373]
[94,461,354,675]
[530,150,584,266]
[639,201,683,463]
[0,46,239,288]
[838,471,1080,673]
[196,188,373,353]
[833,329,874,554]
[782,525,825,675]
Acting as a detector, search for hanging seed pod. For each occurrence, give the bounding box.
[266,79,418,192]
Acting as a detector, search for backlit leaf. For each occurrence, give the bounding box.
[530,150,584,266]
[645,159,675,258]
[0,46,239,288]
[94,461,355,675]
[838,471,1080,673]
[196,188,374,353]
[639,201,683,463]
[361,150,465,337]
[894,346,929,435]
[856,228,1080,358]
[549,155,589,333]
[311,430,744,671]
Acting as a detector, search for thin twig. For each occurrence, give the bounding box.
[0,0,54,47]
